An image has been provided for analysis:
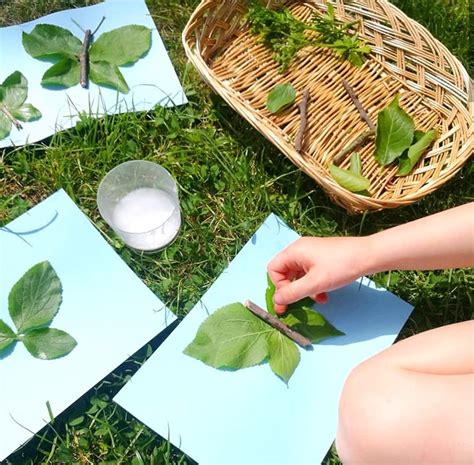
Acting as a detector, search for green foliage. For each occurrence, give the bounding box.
[375,95,415,166]
[329,162,370,194]
[247,1,371,72]
[9,261,62,332]
[23,23,152,93]
[185,276,343,382]
[0,71,41,140]
[184,303,272,369]
[398,129,438,176]
[266,83,296,113]
[1,261,77,360]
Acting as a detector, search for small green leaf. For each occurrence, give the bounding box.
[397,129,438,176]
[349,152,362,175]
[89,25,152,66]
[0,71,28,109]
[375,95,415,166]
[281,305,344,343]
[11,104,42,122]
[329,163,370,193]
[41,58,80,88]
[22,24,82,60]
[267,331,300,383]
[265,273,277,315]
[183,303,272,369]
[90,61,129,94]
[22,328,77,360]
[266,83,296,114]
[0,320,17,351]
[0,112,12,140]
[8,261,62,333]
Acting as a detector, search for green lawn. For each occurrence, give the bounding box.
[0,0,472,464]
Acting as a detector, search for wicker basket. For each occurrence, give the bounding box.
[182,0,473,213]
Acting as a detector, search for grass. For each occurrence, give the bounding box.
[0,0,472,463]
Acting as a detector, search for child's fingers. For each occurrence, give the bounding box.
[314,292,328,304]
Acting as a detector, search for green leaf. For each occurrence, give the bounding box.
[349,152,362,175]
[0,112,12,140]
[267,331,300,383]
[22,328,77,360]
[90,61,129,94]
[266,83,296,113]
[89,25,152,66]
[0,71,28,109]
[0,320,17,352]
[41,58,80,88]
[375,95,415,165]
[265,273,277,315]
[329,163,370,193]
[183,303,272,369]
[8,261,62,333]
[22,24,82,60]
[397,129,438,176]
[11,104,42,122]
[281,305,345,343]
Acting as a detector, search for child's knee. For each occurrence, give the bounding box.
[336,358,400,464]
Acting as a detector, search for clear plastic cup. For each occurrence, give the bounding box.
[97,160,181,252]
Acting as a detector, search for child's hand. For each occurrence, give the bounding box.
[267,236,371,314]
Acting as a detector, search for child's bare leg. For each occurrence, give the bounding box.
[336,320,474,465]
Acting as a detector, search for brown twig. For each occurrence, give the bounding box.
[342,79,375,130]
[333,129,375,165]
[0,104,22,130]
[79,29,92,88]
[244,300,312,348]
[295,89,310,153]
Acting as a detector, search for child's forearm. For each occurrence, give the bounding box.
[364,203,474,274]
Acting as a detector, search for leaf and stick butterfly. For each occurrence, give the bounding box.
[22,18,152,94]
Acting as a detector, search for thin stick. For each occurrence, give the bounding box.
[79,29,92,88]
[244,300,312,348]
[0,104,22,130]
[333,129,375,165]
[342,79,375,130]
[92,16,106,36]
[295,89,310,153]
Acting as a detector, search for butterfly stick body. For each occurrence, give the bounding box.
[0,103,22,130]
[79,29,91,88]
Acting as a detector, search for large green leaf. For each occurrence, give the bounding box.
[0,320,17,352]
[11,104,42,122]
[267,331,300,383]
[375,95,415,165]
[183,303,272,369]
[22,24,82,60]
[89,25,152,66]
[8,261,62,333]
[0,71,28,109]
[265,273,277,315]
[90,61,129,94]
[281,305,344,343]
[0,112,12,140]
[329,163,370,193]
[397,129,438,176]
[266,83,296,113]
[22,328,77,360]
[41,58,80,88]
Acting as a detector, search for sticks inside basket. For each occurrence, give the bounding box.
[295,89,310,153]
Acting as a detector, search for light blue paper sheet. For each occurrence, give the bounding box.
[0,0,187,148]
[114,214,413,465]
[0,190,175,460]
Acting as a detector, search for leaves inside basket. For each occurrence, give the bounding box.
[266,83,296,113]
[397,129,438,176]
[330,153,370,194]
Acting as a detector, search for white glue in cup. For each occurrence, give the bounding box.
[97,160,181,252]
